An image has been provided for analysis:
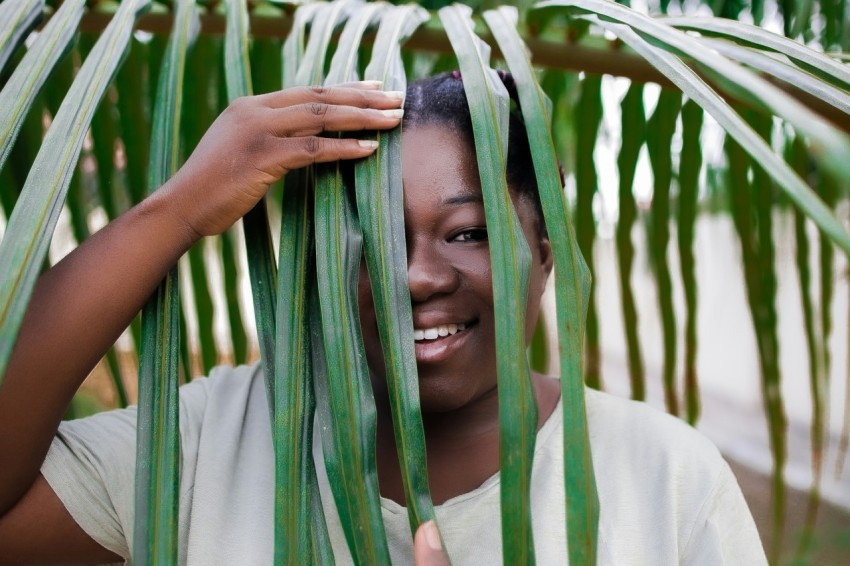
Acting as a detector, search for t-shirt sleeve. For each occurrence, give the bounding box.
[681,461,768,565]
[41,404,138,560]
[40,374,214,561]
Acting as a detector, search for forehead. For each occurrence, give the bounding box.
[401,125,482,211]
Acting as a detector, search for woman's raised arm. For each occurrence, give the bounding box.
[0,82,402,560]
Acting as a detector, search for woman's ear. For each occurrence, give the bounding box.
[538,234,554,283]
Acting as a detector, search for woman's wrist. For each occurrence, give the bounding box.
[139,172,207,254]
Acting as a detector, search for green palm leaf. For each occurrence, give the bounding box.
[275,3,365,564]
[295,0,358,88]
[725,125,787,564]
[440,5,537,564]
[646,89,682,417]
[312,4,394,563]
[116,37,153,207]
[614,83,646,401]
[484,5,599,563]
[574,75,603,390]
[678,99,703,425]
[133,0,199,562]
[223,0,278,415]
[664,16,850,90]
[0,0,44,74]
[186,241,218,374]
[0,0,151,382]
[282,2,323,89]
[0,0,84,174]
[786,134,825,561]
[697,37,850,116]
[354,3,436,539]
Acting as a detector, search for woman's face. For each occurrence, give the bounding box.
[357,124,553,413]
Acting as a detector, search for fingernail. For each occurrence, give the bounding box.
[384,90,405,100]
[424,521,441,551]
[360,80,383,88]
[382,109,404,118]
[359,140,379,149]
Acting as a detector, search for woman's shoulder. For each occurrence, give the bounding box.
[584,387,724,470]
[581,388,765,564]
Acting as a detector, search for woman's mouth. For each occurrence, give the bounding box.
[413,320,477,364]
[413,322,467,341]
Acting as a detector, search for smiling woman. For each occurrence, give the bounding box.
[0,66,768,563]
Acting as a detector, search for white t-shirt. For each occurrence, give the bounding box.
[42,363,766,565]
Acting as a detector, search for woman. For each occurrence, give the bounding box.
[0,73,765,564]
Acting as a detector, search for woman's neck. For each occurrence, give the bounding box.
[373,373,561,506]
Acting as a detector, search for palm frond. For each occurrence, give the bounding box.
[440,5,537,563]
[133,0,199,561]
[0,0,152,382]
[485,6,599,563]
[354,2,436,539]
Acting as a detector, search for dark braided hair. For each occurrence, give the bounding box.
[403,71,547,237]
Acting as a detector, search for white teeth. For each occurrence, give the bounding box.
[413,322,469,341]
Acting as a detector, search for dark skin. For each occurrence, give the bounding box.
[0,87,555,563]
[360,126,558,505]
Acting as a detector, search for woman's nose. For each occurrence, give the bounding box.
[407,242,459,303]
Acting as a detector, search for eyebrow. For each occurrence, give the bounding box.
[441,193,484,207]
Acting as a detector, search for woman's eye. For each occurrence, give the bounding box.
[452,228,488,242]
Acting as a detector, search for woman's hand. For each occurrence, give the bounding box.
[167,81,404,238]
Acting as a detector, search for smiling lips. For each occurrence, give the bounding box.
[412,320,476,364]
[413,322,467,342]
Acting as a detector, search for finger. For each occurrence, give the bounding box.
[414,521,450,566]
[271,104,403,137]
[259,136,380,174]
[256,84,404,111]
[333,79,383,90]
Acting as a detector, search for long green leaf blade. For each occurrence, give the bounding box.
[678,99,703,425]
[116,36,152,207]
[282,2,323,90]
[0,0,43,74]
[314,142,391,564]
[485,6,599,564]
[725,127,787,563]
[0,0,151,383]
[133,0,198,562]
[275,164,322,564]
[312,4,394,563]
[354,3,435,540]
[787,134,825,561]
[698,37,850,116]
[295,0,359,88]
[440,5,537,564]
[574,75,603,390]
[615,83,646,401]
[646,90,682,416]
[276,3,357,563]
[223,0,278,414]
[0,0,84,174]
[664,16,850,90]
[186,242,218,373]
